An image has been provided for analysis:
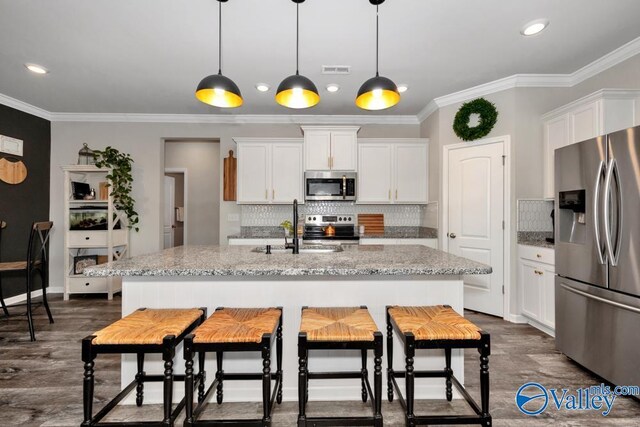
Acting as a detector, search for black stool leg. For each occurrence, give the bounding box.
[405,333,416,427]
[39,266,54,324]
[276,319,283,404]
[184,336,195,427]
[373,332,383,427]
[135,353,145,406]
[26,269,35,341]
[162,336,175,426]
[198,351,206,403]
[262,341,272,426]
[81,337,96,427]
[479,333,492,426]
[361,349,368,402]
[386,308,394,402]
[216,351,224,404]
[0,277,10,317]
[445,348,453,402]
[297,333,308,427]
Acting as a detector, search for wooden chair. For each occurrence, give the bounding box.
[0,221,54,341]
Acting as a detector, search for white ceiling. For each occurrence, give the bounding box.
[1,0,640,116]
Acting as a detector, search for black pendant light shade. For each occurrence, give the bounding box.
[276,0,320,109]
[195,0,243,108]
[356,0,400,110]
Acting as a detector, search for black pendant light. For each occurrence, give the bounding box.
[356,0,400,111]
[276,0,320,109]
[196,0,243,108]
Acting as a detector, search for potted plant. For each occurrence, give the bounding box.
[280,220,293,237]
[93,146,139,231]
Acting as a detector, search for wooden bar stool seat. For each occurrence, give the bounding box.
[82,307,206,427]
[386,305,491,427]
[298,306,383,427]
[183,307,283,427]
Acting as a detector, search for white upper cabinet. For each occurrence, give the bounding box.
[235,138,304,204]
[542,90,640,199]
[302,126,359,171]
[357,139,429,204]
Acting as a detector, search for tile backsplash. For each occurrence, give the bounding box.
[517,199,554,232]
[241,202,426,227]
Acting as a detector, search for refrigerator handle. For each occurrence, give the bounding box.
[604,158,622,266]
[593,160,606,265]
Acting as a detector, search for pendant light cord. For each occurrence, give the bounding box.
[375,4,379,77]
[218,0,222,75]
[296,2,300,75]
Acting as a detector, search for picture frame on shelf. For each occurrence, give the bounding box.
[73,255,98,275]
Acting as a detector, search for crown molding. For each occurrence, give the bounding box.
[416,100,439,123]
[540,88,640,120]
[0,93,51,120]
[571,35,640,85]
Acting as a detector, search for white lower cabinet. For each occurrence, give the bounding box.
[518,245,555,335]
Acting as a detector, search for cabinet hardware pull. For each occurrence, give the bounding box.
[85,282,90,286]
[388,189,391,200]
[396,189,398,200]
[272,189,275,199]
[535,270,544,275]
[328,157,331,168]
[85,237,90,240]
[536,254,542,258]
[265,189,268,199]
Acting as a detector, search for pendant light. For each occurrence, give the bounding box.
[195,0,243,108]
[355,0,400,111]
[276,0,320,109]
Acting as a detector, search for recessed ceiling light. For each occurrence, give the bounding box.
[255,83,270,92]
[397,84,409,93]
[521,19,549,36]
[326,84,340,93]
[25,63,48,74]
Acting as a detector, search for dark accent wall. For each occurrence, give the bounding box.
[0,104,51,298]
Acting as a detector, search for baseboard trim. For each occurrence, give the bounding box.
[3,287,63,306]
[508,314,529,324]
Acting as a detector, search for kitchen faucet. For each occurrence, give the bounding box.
[284,199,300,254]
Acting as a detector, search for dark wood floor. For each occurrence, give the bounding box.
[1,295,638,426]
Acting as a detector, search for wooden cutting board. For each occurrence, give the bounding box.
[223,150,237,201]
[357,214,384,235]
[0,157,27,185]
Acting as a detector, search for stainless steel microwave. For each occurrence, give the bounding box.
[304,171,356,201]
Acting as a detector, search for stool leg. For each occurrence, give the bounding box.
[297,333,307,427]
[373,332,383,427]
[361,349,368,403]
[405,334,416,427]
[276,321,283,404]
[386,309,394,402]
[81,337,95,427]
[184,340,195,426]
[39,266,54,324]
[445,348,453,402]
[0,277,10,317]
[479,333,491,425]
[216,352,224,404]
[26,270,35,341]
[198,351,206,403]
[136,353,145,406]
[262,343,272,426]
[162,337,175,426]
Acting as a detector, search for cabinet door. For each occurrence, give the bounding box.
[543,115,569,199]
[272,143,304,203]
[357,144,393,203]
[571,100,601,143]
[520,259,542,321]
[304,131,332,170]
[395,144,428,203]
[237,143,270,203]
[330,131,357,171]
[540,264,556,329]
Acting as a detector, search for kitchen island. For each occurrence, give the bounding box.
[85,244,491,404]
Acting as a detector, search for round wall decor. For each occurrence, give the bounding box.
[453,98,498,141]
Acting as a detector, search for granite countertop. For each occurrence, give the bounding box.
[84,244,491,277]
[517,232,555,249]
[228,226,438,240]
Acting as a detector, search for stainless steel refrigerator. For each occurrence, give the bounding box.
[555,125,640,387]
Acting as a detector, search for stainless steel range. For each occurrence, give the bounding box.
[302,214,359,245]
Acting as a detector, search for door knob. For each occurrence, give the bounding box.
[449,233,457,239]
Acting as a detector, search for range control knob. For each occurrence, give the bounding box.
[348,217,352,221]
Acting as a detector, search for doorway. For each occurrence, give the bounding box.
[442,136,512,318]
[164,171,186,248]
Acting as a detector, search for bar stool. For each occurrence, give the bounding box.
[81,307,206,426]
[183,307,283,426]
[386,305,491,427]
[298,306,383,427]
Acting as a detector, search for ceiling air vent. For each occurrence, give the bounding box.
[322,65,351,75]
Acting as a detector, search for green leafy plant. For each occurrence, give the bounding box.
[280,220,293,234]
[93,146,139,231]
[453,98,499,141]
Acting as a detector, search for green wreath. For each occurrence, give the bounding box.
[453,98,498,141]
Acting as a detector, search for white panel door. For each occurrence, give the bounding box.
[163,175,175,249]
[543,115,569,199]
[395,143,428,203]
[447,141,504,316]
[304,131,332,170]
[330,131,357,171]
[571,100,601,143]
[272,143,304,203]
[237,143,270,203]
[358,143,393,203]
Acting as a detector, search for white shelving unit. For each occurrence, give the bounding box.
[62,165,129,300]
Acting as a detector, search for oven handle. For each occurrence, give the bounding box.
[560,283,640,314]
[342,175,347,200]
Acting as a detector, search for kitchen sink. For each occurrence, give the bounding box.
[251,245,344,254]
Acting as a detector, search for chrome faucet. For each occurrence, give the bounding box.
[285,199,300,254]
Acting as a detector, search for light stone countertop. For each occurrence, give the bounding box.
[517,231,555,249]
[84,244,492,277]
